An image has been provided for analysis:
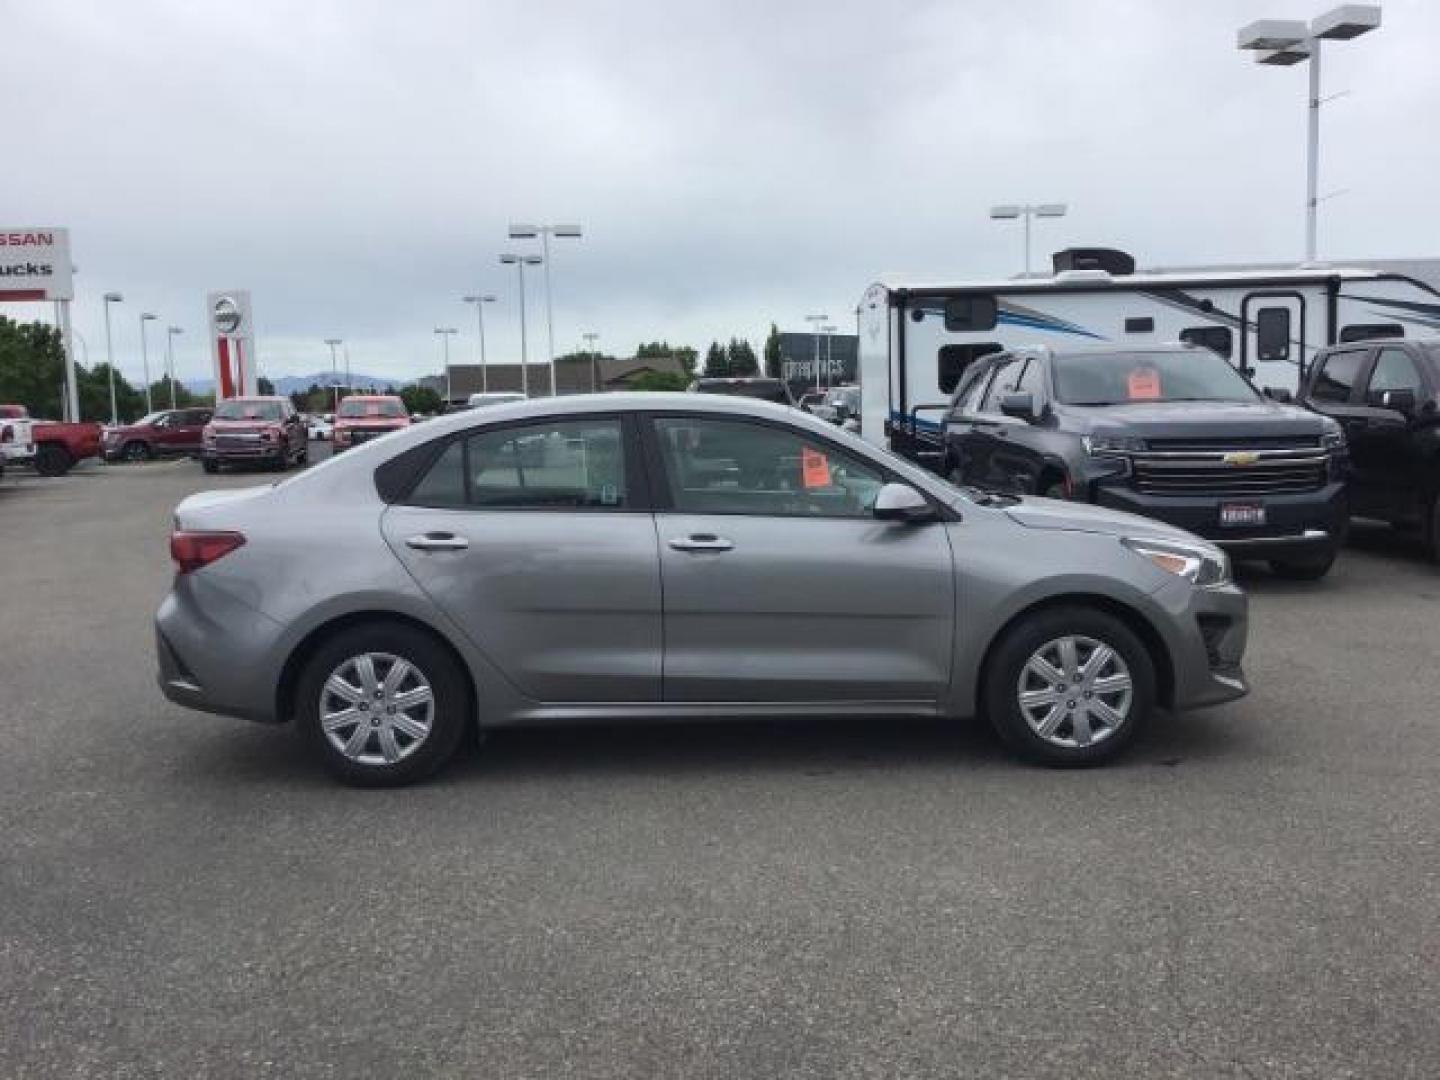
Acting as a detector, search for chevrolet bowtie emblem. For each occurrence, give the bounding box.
[1223,451,1260,466]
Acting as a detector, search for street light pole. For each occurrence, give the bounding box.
[988,204,1068,276]
[820,324,838,390]
[325,338,342,411]
[509,223,582,396]
[166,326,183,408]
[102,292,123,425]
[582,332,600,393]
[805,313,828,393]
[434,328,458,403]
[463,294,498,393]
[1238,6,1381,263]
[139,313,157,414]
[500,254,544,396]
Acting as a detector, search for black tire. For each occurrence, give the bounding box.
[202,459,220,474]
[1039,479,1068,499]
[34,443,73,477]
[122,440,152,462]
[1269,553,1337,581]
[294,621,471,787]
[983,606,1155,767]
[1424,493,1440,564]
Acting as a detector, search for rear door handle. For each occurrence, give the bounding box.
[405,532,469,552]
[668,534,734,553]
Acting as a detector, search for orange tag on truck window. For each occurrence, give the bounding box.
[1127,369,1161,399]
[801,447,832,488]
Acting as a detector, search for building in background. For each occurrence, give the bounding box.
[441,353,690,403]
[777,332,858,400]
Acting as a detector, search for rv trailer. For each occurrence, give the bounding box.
[858,249,1440,459]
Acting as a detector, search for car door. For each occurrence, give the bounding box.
[1305,347,1378,514]
[1349,345,1431,521]
[150,411,183,454]
[943,358,999,485]
[380,414,662,702]
[176,409,209,453]
[967,356,1032,492]
[646,413,955,703]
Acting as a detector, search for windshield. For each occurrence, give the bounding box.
[133,411,166,426]
[1053,350,1260,405]
[824,388,858,407]
[213,400,283,421]
[338,398,406,418]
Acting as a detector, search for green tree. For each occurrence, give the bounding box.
[628,370,688,392]
[399,384,443,414]
[0,316,66,419]
[727,337,759,376]
[257,375,276,396]
[704,341,729,377]
[763,323,783,379]
[635,341,698,378]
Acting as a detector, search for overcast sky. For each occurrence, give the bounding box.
[5,0,1439,386]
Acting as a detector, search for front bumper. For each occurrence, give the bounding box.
[1150,576,1250,712]
[202,443,285,463]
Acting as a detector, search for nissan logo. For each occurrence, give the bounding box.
[213,296,242,335]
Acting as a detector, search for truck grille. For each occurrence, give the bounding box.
[1144,435,1321,453]
[1130,444,1330,497]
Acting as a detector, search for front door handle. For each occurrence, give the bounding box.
[405,532,469,552]
[668,534,734,553]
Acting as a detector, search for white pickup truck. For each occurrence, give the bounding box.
[0,404,36,477]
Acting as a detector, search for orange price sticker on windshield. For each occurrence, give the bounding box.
[1127,369,1162,400]
[801,446,832,488]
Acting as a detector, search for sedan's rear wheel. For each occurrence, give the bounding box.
[984,607,1154,766]
[122,440,152,462]
[296,622,470,786]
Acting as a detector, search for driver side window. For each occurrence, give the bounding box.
[653,417,885,518]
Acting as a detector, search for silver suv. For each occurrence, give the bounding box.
[156,394,1248,785]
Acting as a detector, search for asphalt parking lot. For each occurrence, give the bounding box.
[2,452,1438,1078]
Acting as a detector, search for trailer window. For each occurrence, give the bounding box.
[1180,326,1234,359]
[1124,317,1154,333]
[937,343,1002,394]
[944,295,998,332]
[1256,308,1291,362]
[1339,323,1403,343]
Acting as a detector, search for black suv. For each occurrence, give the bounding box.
[942,344,1349,579]
[1299,338,1440,560]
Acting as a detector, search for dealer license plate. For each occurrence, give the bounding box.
[1220,502,1266,528]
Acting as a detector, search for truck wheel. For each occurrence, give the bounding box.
[1269,553,1337,581]
[122,441,152,463]
[34,444,73,477]
[983,606,1154,766]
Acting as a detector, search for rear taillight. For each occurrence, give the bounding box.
[170,530,246,574]
[1,424,11,444]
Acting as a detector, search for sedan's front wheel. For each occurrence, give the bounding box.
[296,622,471,786]
[984,607,1154,766]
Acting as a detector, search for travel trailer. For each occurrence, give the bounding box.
[857,249,1440,455]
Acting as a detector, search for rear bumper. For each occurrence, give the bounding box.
[155,580,286,722]
[1089,478,1347,562]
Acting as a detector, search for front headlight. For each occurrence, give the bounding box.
[1121,536,1231,587]
[1320,424,1345,451]
[1084,434,1147,456]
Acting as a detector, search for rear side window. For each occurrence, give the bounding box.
[979,358,1026,413]
[1256,308,1291,362]
[405,419,627,509]
[944,295,998,332]
[1180,326,1234,359]
[1310,350,1367,403]
[937,342,1002,394]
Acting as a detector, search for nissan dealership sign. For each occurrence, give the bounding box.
[0,227,73,301]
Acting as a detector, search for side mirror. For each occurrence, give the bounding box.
[999,392,1038,423]
[1380,388,1416,414]
[1263,387,1294,403]
[873,482,935,523]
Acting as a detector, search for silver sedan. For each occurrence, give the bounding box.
[156,393,1248,785]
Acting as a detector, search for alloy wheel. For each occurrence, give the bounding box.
[320,652,435,766]
[1015,634,1133,749]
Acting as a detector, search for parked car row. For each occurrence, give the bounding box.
[1,404,102,477]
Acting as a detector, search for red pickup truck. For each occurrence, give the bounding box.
[0,404,103,477]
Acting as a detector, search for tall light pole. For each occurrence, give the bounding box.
[805,313,828,393]
[165,326,183,409]
[139,312,157,414]
[582,332,600,393]
[508,223,582,393]
[325,338,342,411]
[820,324,838,390]
[500,253,544,396]
[989,204,1067,276]
[434,328,458,404]
[102,292,123,425]
[463,294,498,393]
[1237,6,1381,264]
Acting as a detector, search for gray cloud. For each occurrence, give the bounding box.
[5,0,1437,386]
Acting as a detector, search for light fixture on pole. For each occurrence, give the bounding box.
[820,324,838,390]
[582,332,600,393]
[500,253,544,397]
[434,328,458,404]
[463,294,498,393]
[102,292,123,425]
[139,313,157,414]
[805,313,828,392]
[165,326,183,409]
[1237,5,1381,264]
[508,223,582,393]
[324,338,343,410]
[989,203,1067,276]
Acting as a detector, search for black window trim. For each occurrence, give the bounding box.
[1361,344,1430,403]
[383,411,654,512]
[636,410,958,521]
[1310,346,1374,405]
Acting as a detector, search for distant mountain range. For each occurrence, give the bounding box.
[186,371,405,396]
